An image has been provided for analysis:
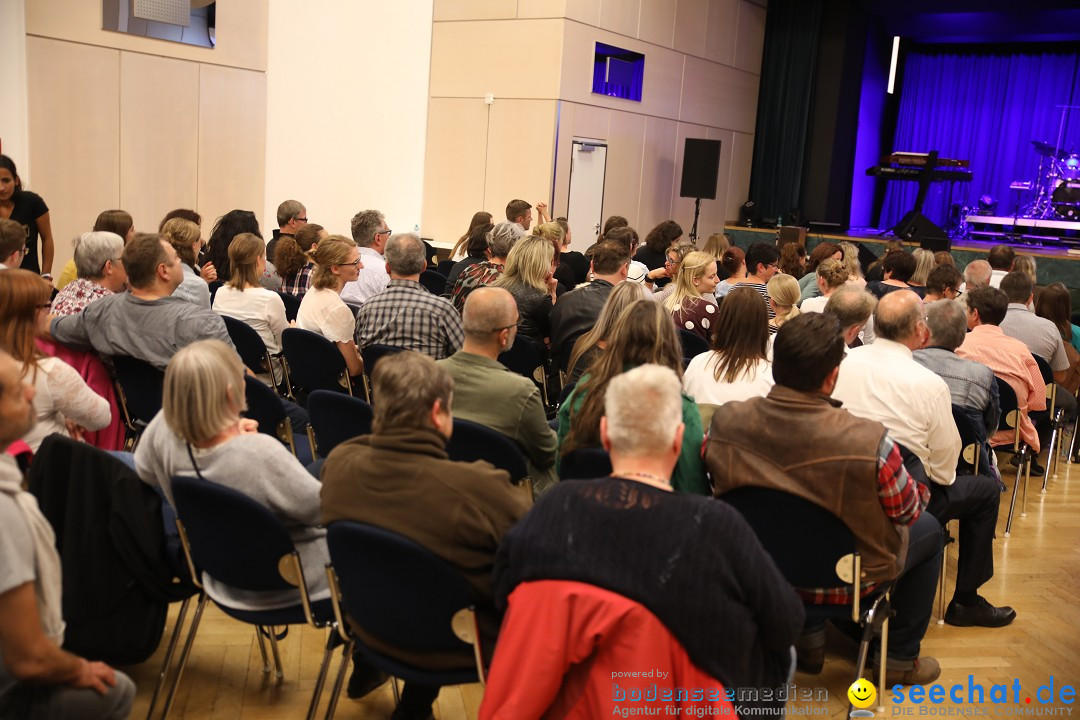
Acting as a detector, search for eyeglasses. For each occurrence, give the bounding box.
[335,259,361,268]
[376,228,392,237]
[295,216,309,223]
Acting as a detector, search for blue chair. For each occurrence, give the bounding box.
[160,476,337,720]
[243,375,301,458]
[498,335,549,406]
[323,522,486,719]
[446,418,528,485]
[282,327,355,399]
[678,328,709,363]
[223,315,284,390]
[994,377,1029,538]
[112,355,164,450]
[436,259,456,277]
[276,291,301,322]
[208,281,224,306]
[360,344,406,402]
[307,390,374,459]
[1032,354,1064,489]
[721,486,892,714]
[560,447,612,481]
[419,269,447,295]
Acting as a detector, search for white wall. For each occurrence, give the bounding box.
[264,1,434,240]
[0,0,30,184]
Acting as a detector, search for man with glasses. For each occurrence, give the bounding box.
[341,209,392,305]
[265,199,307,266]
[438,287,558,493]
[923,264,963,302]
[0,219,27,269]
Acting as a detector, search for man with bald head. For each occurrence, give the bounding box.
[834,290,1014,629]
[437,287,558,493]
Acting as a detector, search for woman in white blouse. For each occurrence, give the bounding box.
[295,235,364,377]
[0,270,110,451]
[683,286,773,406]
[212,233,289,378]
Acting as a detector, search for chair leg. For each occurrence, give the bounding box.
[159,592,209,720]
[267,626,285,680]
[305,630,338,720]
[936,540,948,626]
[1004,452,1024,538]
[145,595,192,720]
[1022,455,1031,518]
[322,640,353,720]
[391,676,401,705]
[1042,421,1058,492]
[255,625,271,673]
[1069,412,1080,461]
[878,613,889,713]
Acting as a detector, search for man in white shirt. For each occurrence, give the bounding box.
[987,245,1014,288]
[833,290,1015,629]
[340,209,391,305]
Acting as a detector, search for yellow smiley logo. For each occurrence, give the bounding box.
[848,678,877,709]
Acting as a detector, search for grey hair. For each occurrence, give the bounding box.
[963,259,992,288]
[823,286,876,328]
[276,200,305,227]
[489,222,524,259]
[350,209,385,247]
[384,232,426,276]
[604,364,683,457]
[924,299,967,351]
[74,231,125,279]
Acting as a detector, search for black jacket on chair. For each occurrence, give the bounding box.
[27,434,195,665]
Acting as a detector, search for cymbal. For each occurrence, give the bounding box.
[1031,140,1069,159]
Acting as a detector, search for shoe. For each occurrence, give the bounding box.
[389,706,434,720]
[1030,460,1046,475]
[795,644,825,674]
[944,596,1016,628]
[881,656,941,686]
[346,665,389,699]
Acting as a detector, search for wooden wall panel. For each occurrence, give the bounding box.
[599,0,640,39]
[638,0,677,48]
[564,0,601,26]
[429,20,563,100]
[680,55,759,133]
[25,37,120,272]
[198,64,267,234]
[603,110,648,232]
[119,53,199,233]
[637,116,678,232]
[734,0,767,75]
[571,104,610,141]
[421,98,491,249]
[674,0,710,59]
[518,0,568,19]
[704,0,739,67]
[433,0,518,21]
[484,100,558,220]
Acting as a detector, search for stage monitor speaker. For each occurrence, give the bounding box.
[777,226,807,249]
[679,139,721,200]
[893,211,951,252]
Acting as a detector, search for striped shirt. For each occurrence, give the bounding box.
[354,279,464,360]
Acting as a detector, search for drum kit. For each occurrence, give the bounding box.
[1023,139,1080,221]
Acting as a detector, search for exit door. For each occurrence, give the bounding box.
[566,140,607,245]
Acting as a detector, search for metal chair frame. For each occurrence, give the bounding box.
[992,378,1029,538]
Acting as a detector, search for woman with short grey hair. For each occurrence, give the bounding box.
[50,232,127,316]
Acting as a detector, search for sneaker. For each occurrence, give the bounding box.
[882,656,941,686]
[944,596,1016,628]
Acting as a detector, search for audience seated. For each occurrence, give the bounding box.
[707,313,942,684]
[909,248,935,293]
[530,222,573,293]
[55,210,135,291]
[276,223,326,300]
[50,232,127,316]
[491,235,558,350]
[796,241,841,304]
[0,349,136,719]
[662,251,720,340]
[601,226,651,288]
[448,211,493,261]
[1035,284,1080,417]
[559,300,708,494]
[553,216,589,286]
[798,258,848,313]
[865,240,903,283]
[701,231,731,266]
[714,245,746,299]
[340,209,392,305]
[922,264,964,302]
[838,241,867,288]
[506,198,546,233]
[634,220,684,288]
[549,240,630,360]
[564,281,648,384]
[824,285,877,347]
[766,272,800,333]
[497,363,803,714]
[202,210,262,285]
[354,233,463,360]
[449,222,522,312]
[265,199,307,267]
[134,340,329,610]
[652,242,704,305]
[778,242,807,278]
[295,235,364,377]
[833,291,1013,629]
[683,286,773,405]
[444,221,493,292]
[161,218,211,308]
[50,234,234,369]
[867,250,922,299]
[438,287,558,493]
[321,350,530,719]
[0,219,27,270]
[1,271,110,452]
[987,244,1015,288]
[734,242,780,318]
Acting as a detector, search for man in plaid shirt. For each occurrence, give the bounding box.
[707,312,942,687]
[354,233,463,360]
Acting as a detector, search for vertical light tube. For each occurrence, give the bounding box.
[888,36,900,94]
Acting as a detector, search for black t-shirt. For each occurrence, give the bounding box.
[634,246,671,286]
[560,250,590,285]
[5,191,48,274]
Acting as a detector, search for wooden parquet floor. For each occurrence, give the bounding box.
[124,450,1080,719]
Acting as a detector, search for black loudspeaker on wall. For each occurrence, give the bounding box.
[893,211,951,252]
[679,139,722,200]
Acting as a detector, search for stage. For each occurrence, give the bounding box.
[723,225,1080,292]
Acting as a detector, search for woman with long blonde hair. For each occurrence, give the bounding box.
[838,241,866,288]
[494,235,557,348]
[663,251,720,340]
[910,248,935,288]
[565,280,648,383]
[767,273,800,333]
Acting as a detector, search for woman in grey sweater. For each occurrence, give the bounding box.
[134,339,328,611]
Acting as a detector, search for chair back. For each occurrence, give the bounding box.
[994,376,1024,451]
[171,476,301,593]
[281,327,352,395]
[360,344,406,387]
[951,404,984,474]
[113,355,165,426]
[326,522,477,656]
[208,281,224,306]
[677,329,709,361]
[560,447,612,481]
[555,329,587,374]
[243,375,295,453]
[1033,354,1053,384]
[307,390,374,456]
[446,418,528,481]
[498,335,548,404]
[436,259,456,277]
[419,269,448,295]
[222,315,271,377]
[276,291,301,322]
[720,486,857,590]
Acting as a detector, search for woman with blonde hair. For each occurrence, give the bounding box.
[558,299,707,494]
[296,235,364,377]
[652,242,702,304]
[1014,254,1039,308]
[276,222,326,300]
[494,234,557,348]
[909,248,934,288]
[161,217,211,308]
[0,269,110,451]
[701,232,731,264]
[663,251,720,340]
[134,339,329,610]
[565,280,648,383]
[799,258,849,313]
[767,273,800,333]
[838,241,866,288]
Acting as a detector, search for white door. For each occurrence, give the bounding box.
[566,140,608,245]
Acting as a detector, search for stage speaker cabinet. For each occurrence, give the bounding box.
[777,225,807,250]
[679,139,722,200]
[893,211,951,253]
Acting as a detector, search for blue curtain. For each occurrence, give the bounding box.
[880,49,1080,230]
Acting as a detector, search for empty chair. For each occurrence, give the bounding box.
[282,327,354,398]
[419,269,447,295]
[446,418,529,488]
[323,521,486,720]
[559,446,612,481]
[498,334,549,406]
[223,315,284,388]
[307,390,374,459]
[112,354,165,449]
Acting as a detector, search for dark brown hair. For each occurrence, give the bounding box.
[93,209,134,239]
[642,220,683,254]
[806,242,840,273]
[275,223,324,279]
[708,286,769,383]
[772,312,845,392]
[1035,282,1074,342]
[451,211,494,258]
[371,350,453,434]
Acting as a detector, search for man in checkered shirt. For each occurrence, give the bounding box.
[354,233,463,360]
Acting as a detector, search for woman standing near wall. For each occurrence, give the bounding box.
[0,155,55,279]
